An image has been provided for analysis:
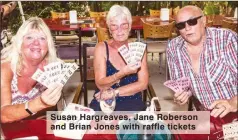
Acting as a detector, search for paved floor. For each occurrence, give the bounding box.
[59,54,188,111]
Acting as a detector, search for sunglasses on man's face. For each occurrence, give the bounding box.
[175,16,203,30]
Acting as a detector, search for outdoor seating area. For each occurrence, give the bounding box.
[1,1,237,140]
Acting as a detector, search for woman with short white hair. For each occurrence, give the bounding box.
[90,5,149,111]
[1,17,62,123]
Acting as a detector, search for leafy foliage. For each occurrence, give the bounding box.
[3,1,235,34]
[5,1,87,33]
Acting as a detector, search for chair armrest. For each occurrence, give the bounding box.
[147,83,161,111]
[72,83,83,104]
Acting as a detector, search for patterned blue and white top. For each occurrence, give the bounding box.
[11,73,46,105]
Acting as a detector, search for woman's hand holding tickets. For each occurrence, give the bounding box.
[174,90,192,105]
[40,83,63,107]
[122,61,141,76]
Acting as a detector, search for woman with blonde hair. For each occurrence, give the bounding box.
[90,5,149,111]
[1,17,62,123]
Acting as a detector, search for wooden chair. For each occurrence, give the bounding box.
[56,27,83,82]
[96,27,110,42]
[50,11,69,19]
[89,11,107,18]
[143,22,175,40]
[50,11,79,45]
[54,31,79,45]
[149,9,160,17]
[82,43,96,106]
[169,8,172,16]
[150,8,172,18]
[142,21,175,73]
[172,6,180,17]
[222,20,238,33]
[88,11,108,42]
[206,21,213,27]
[57,43,94,107]
[144,83,161,111]
[58,82,83,110]
[207,15,224,27]
[72,83,84,104]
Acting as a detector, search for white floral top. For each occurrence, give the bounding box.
[11,73,46,105]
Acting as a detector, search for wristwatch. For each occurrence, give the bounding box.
[25,101,36,115]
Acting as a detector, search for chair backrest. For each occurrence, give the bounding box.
[55,28,83,84]
[149,9,160,17]
[143,21,175,40]
[150,9,172,17]
[51,11,69,19]
[89,11,107,18]
[172,6,180,17]
[207,15,224,26]
[222,20,238,33]
[96,27,110,42]
[169,8,172,16]
[82,43,96,106]
[206,21,213,27]
[146,83,161,111]
[83,45,95,81]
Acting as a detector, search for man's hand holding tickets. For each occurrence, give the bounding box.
[164,77,192,105]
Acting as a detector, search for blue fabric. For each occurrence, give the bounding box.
[116,119,172,140]
[89,41,146,111]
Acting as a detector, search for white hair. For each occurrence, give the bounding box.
[1,17,58,74]
[106,5,132,31]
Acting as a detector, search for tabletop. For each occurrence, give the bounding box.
[140,16,175,25]
[44,18,97,32]
[224,17,238,23]
[43,16,176,32]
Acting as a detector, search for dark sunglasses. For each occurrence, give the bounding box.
[175,16,203,30]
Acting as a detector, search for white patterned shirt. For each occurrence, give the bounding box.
[167,27,237,108]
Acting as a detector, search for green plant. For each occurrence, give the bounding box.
[6,1,87,33]
[203,2,220,15]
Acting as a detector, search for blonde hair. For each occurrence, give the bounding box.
[106,5,132,32]
[1,17,58,74]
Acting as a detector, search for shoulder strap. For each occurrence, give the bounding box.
[104,41,109,60]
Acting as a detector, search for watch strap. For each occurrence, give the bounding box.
[25,101,36,115]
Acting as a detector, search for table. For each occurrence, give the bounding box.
[1,119,117,140]
[44,18,97,32]
[44,16,176,42]
[224,17,238,23]
[44,17,144,41]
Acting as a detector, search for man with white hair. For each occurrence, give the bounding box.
[167,5,237,118]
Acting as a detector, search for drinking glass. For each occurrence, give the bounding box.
[99,88,116,115]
